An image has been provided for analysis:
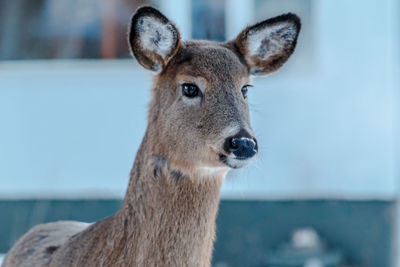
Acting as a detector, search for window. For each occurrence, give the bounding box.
[0,0,159,59]
[191,0,225,41]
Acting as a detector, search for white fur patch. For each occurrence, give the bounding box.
[197,166,229,177]
[247,22,297,60]
[222,124,241,139]
[137,16,176,59]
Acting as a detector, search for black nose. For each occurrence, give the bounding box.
[224,130,258,160]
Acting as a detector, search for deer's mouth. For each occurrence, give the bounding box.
[219,154,252,169]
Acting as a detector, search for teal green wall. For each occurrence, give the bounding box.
[0,200,394,267]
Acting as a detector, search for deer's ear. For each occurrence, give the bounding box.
[232,13,301,75]
[128,7,181,72]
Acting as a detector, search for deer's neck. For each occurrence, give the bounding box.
[54,132,226,267]
[116,134,225,266]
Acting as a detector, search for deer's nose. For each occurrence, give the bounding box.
[224,130,258,160]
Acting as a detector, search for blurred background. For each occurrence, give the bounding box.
[0,0,399,266]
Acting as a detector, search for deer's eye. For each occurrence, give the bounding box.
[241,85,252,99]
[182,83,200,98]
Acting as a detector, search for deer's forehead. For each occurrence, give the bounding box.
[169,42,248,82]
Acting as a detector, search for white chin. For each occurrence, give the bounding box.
[223,157,251,169]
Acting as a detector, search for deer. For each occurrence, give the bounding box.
[2,6,300,267]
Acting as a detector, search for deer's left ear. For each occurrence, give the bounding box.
[231,13,301,75]
[128,6,181,72]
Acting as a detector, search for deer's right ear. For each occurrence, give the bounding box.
[128,7,181,72]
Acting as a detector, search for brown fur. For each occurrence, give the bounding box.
[2,7,300,267]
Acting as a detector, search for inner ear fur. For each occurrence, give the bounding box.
[128,6,181,72]
[231,13,301,75]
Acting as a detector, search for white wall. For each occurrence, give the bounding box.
[0,60,149,198]
[0,0,398,200]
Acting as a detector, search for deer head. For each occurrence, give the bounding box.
[128,7,300,173]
